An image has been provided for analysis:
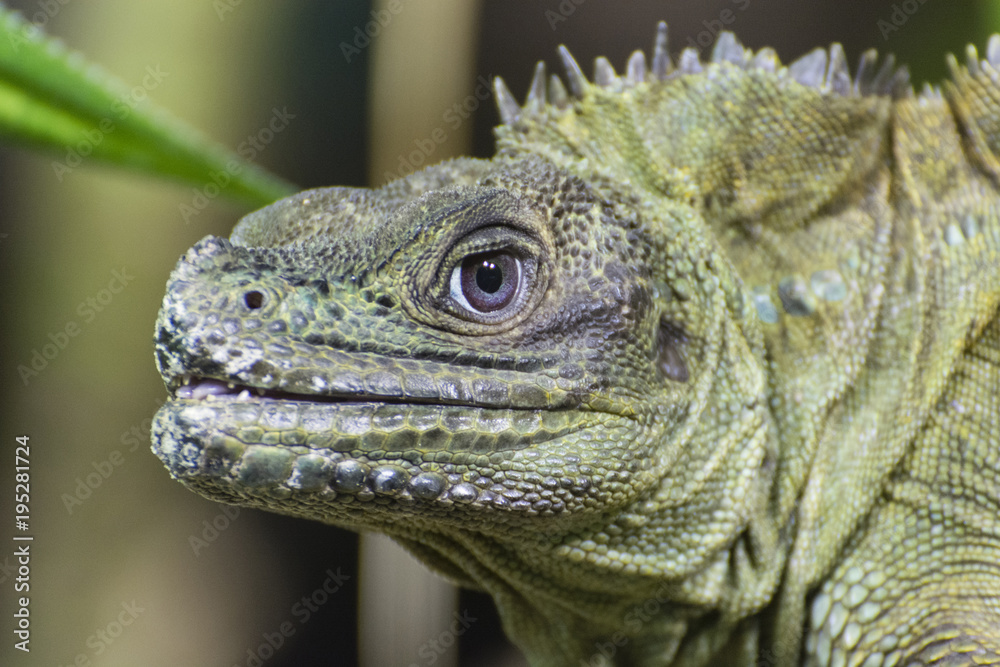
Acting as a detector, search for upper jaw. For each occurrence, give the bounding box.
[155,302,613,411]
[157,342,583,410]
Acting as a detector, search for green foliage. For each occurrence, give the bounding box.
[0,7,295,207]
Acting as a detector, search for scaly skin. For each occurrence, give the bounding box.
[151,26,1000,666]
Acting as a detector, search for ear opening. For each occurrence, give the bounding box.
[656,316,689,383]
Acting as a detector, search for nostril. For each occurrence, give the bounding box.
[244,290,265,310]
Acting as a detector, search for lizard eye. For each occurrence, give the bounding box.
[450,250,521,314]
[427,222,546,331]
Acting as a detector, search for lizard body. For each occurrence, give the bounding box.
[151,25,1000,666]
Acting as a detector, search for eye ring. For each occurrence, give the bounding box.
[449,250,522,315]
[417,221,547,332]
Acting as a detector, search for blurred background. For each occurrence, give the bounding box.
[1,1,997,665]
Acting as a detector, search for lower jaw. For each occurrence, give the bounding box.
[150,397,591,516]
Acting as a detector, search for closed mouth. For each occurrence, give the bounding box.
[169,376,538,409]
[173,377,339,403]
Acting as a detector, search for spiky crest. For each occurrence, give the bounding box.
[487,21,1000,124]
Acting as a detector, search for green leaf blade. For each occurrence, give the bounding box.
[0,8,297,207]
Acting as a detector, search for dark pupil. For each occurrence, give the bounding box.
[460,251,518,313]
[476,261,504,293]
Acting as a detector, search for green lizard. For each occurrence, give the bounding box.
[151,24,1000,666]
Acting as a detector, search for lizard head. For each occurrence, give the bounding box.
[152,153,720,535]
